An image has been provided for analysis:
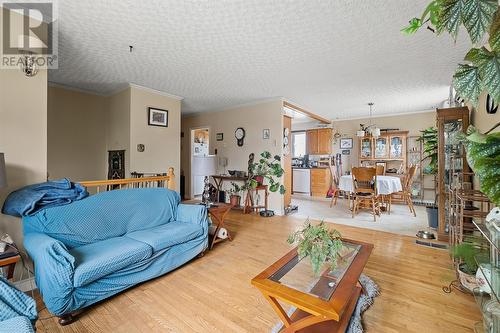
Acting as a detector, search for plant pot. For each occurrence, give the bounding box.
[457,264,478,292]
[254,176,264,185]
[426,205,438,229]
[229,195,241,207]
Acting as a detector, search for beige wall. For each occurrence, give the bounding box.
[129,86,181,191]
[332,111,436,169]
[181,100,284,214]
[48,86,107,181]
[471,92,500,134]
[106,88,131,177]
[0,68,48,252]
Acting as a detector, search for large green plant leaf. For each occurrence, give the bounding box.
[490,9,500,51]
[461,0,497,43]
[438,0,463,37]
[453,64,482,105]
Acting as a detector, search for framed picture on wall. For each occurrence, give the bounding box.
[342,150,350,155]
[148,107,168,127]
[263,129,270,139]
[216,133,224,141]
[340,138,353,149]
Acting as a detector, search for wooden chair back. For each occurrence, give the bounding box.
[403,165,417,192]
[352,167,376,194]
[329,163,339,189]
[375,164,385,176]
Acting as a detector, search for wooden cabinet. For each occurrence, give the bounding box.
[358,131,408,171]
[306,128,332,155]
[310,168,331,197]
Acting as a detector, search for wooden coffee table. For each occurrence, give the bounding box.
[251,239,373,332]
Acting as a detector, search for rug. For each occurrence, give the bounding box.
[270,274,380,333]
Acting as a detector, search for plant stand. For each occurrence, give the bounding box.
[243,185,269,214]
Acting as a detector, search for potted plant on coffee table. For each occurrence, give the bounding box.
[287,220,343,276]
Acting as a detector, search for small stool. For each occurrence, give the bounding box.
[244,185,269,214]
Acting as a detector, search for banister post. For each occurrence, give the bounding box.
[167,167,175,190]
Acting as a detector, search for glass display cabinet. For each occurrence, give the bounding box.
[374,137,389,159]
[360,138,372,158]
[436,107,469,241]
[389,135,404,159]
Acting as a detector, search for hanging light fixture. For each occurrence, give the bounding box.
[368,102,380,138]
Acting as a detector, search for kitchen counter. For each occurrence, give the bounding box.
[292,166,328,169]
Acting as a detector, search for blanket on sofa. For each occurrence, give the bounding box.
[2,178,88,217]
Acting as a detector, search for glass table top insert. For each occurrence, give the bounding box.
[269,242,362,301]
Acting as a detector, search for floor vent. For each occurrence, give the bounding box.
[415,239,448,250]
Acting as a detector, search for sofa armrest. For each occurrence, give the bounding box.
[176,204,209,231]
[23,233,75,315]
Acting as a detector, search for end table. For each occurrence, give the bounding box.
[0,254,21,280]
[208,204,233,250]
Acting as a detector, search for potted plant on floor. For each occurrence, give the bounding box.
[451,242,484,292]
[227,182,244,207]
[417,127,439,229]
[287,220,343,276]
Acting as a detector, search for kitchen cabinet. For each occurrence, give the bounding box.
[306,128,332,155]
[310,168,331,197]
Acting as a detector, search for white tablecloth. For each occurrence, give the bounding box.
[339,175,402,195]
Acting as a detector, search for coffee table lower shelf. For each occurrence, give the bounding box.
[274,284,361,333]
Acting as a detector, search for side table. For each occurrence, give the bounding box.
[0,254,21,280]
[208,204,233,250]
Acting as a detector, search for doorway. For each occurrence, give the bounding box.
[190,128,216,198]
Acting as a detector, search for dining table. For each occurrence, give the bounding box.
[339,174,402,195]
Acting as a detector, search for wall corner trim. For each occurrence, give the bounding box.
[128,83,184,101]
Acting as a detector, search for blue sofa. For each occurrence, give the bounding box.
[0,276,37,333]
[22,188,208,320]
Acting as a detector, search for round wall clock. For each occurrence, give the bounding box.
[235,127,245,147]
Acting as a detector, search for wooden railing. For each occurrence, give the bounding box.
[80,167,175,194]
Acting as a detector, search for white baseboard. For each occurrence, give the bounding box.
[13,277,37,292]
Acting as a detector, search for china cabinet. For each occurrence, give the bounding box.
[436,107,469,241]
[358,131,408,172]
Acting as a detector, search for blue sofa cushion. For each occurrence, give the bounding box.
[23,188,181,248]
[126,221,203,252]
[70,237,153,288]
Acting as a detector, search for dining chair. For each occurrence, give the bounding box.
[351,167,378,221]
[375,164,385,176]
[390,165,418,216]
[328,163,339,207]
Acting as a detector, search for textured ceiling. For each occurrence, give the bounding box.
[48,0,470,119]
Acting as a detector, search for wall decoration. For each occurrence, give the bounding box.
[341,150,350,155]
[216,133,224,141]
[486,94,498,114]
[235,127,245,147]
[340,138,353,149]
[108,150,125,181]
[283,128,290,155]
[263,129,270,139]
[148,107,168,127]
[137,144,145,152]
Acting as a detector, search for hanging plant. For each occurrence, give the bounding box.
[402,0,500,107]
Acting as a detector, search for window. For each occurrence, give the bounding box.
[292,132,306,157]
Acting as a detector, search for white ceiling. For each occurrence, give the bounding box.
[48,0,470,119]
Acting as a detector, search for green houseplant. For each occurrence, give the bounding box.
[450,242,484,291]
[248,151,286,194]
[287,220,343,276]
[417,127,438,175]
[228,182,245,207]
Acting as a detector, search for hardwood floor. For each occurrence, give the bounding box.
[35,211,480,332]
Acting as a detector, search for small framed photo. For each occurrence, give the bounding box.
[216,133,224,141]
[342,149,351,155]
[148,107,168,127]
[263,129,270,139]
[340,138,353,149]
